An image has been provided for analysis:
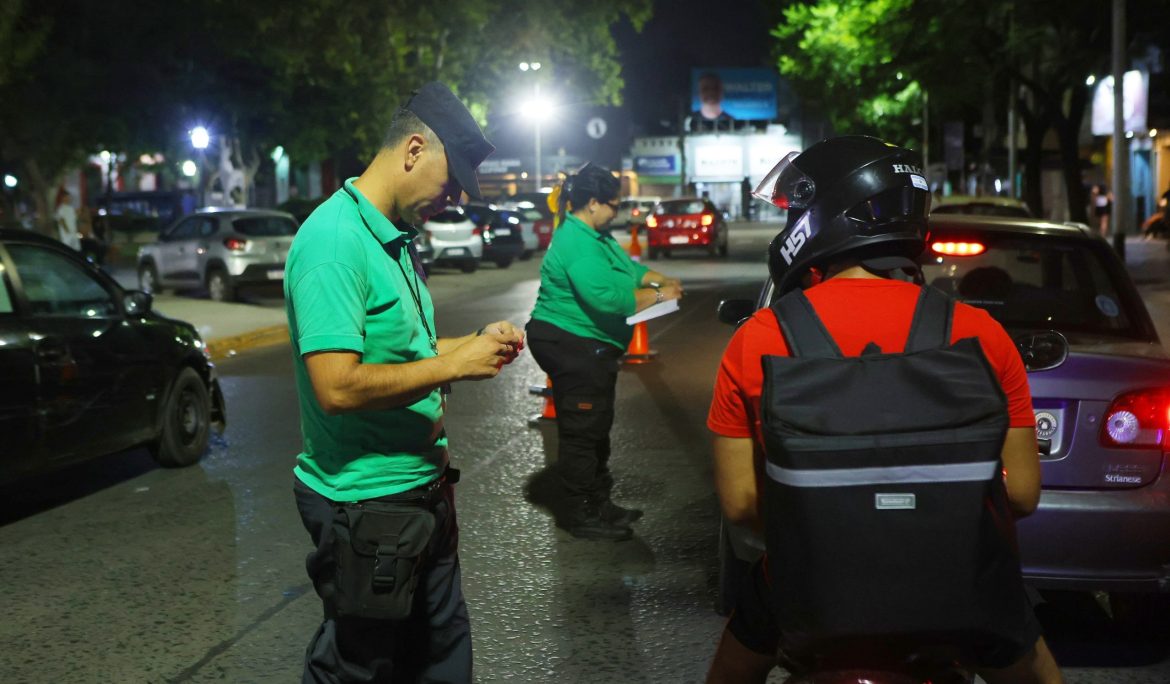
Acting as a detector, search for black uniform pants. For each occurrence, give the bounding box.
[527,319,624,499]
[293,477,472,683]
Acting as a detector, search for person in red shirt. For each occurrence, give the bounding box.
[704,136,1062,684]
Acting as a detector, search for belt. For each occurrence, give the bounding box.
[368,467,461,505]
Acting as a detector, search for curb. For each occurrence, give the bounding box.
[205,325,289,360]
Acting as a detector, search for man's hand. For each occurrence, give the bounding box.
[479,320,525,365]
[443,332,515,380]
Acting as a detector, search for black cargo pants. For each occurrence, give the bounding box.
[527,319,624,498]
[293,477,472,683]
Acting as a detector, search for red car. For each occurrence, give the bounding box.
[645,198,729,259]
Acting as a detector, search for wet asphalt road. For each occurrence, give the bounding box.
[2,224,1170,683]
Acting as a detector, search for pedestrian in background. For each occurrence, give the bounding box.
[55,188,80,250]
[1091,184,1112,237]
[285,81,522,683]
[526,162,683,540]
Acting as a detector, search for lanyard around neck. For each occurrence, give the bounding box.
[341,186,436,349]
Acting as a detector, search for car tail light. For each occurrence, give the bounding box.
[1100,388,1170,449]
[223,237,248,252]
[472,225,484,236]
[632,208,641,217]
[930,241,985,256]
[646,215,658,229]
[701,213,715,227]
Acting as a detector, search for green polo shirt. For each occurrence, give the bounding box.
[530,213,650,349]
[284,178,445,502]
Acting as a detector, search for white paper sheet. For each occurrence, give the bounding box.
[625,298,679,325]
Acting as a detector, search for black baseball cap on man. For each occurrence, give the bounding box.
[405,81,495,201]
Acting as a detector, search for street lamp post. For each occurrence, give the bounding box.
[520,62,544,192]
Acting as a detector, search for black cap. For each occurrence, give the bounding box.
[404,82,495,201]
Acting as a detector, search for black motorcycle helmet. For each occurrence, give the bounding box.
[755,135,932,295]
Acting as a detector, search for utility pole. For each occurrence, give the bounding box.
[1112,0,1129,260]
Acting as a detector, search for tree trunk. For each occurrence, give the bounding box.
[23,157,57,238]
[1051,85,1090,224]
[1017,98,1050,219]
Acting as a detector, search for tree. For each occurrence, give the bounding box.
[771,0,1170,221]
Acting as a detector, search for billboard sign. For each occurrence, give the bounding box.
[1091,70,1149,135]
[634,156,678,175]
[691,68,779,122]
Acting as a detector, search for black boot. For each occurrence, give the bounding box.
[599,498,644,526]
[561,498,633,541]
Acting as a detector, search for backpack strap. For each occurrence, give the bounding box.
[904,286,954,353]
[771,289,843,358]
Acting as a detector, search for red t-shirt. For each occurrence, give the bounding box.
[708,278,1035,443]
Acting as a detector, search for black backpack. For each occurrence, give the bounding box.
[760,285,1032,653]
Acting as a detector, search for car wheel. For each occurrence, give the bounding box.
[708,240,718,257]
[150,367,212,468]
[717,520,752,616]
[647,247,660,260]
[206,268,235,302]
[138,262,160,294]
[718,234,729,257]
[494,257,513,269]
[520,250,534,261]
[663,249,672,259]
[459,260,479,274]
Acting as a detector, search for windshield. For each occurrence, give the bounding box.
[921,234,1149,340]
[429,209,468,223]
[232,216,297,237]
[657,200,706,215]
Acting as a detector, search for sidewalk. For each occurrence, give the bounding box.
[108,266,289,360]
[106,235,1170,361]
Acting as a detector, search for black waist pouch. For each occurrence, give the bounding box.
[331,499,437,620]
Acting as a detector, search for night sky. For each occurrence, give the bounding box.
[613,0,775,133]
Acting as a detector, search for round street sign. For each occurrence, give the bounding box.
[586,117,608,140]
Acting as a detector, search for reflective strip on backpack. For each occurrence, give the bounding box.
[765,460,998,487]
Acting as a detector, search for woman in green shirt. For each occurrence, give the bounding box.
[527,163,683,540]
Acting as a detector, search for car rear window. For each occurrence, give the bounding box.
[921,234,1147,339]
[233,216,297,236]
[428,209,467,223]
[932,204,1032,218]
[657,200,706,215]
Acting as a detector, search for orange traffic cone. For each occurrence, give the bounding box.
[622,321,658,364]
[528,376,556,426]
[627,223,642,262]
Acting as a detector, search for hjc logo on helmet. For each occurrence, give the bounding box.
[780,213,813,265]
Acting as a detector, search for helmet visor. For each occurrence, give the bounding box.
[752,151,815,210]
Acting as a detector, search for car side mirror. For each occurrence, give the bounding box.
[718,298,756,326]
[124,290,153,316]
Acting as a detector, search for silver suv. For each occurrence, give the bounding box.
[137,208,297,301]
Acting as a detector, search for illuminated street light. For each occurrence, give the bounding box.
[1086,75,1096,86]
[190,126,210,150]
[181,160,198,177]
[3,174,16,188]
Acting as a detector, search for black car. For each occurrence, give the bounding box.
[0,230,225,483]
[464,204,525,268]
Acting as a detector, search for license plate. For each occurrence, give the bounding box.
[494,229,512,236]
[447,248,466,256]
[266,269,284,280]
[669,236,690,245]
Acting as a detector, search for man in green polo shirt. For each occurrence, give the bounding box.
[286,82,524,683]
